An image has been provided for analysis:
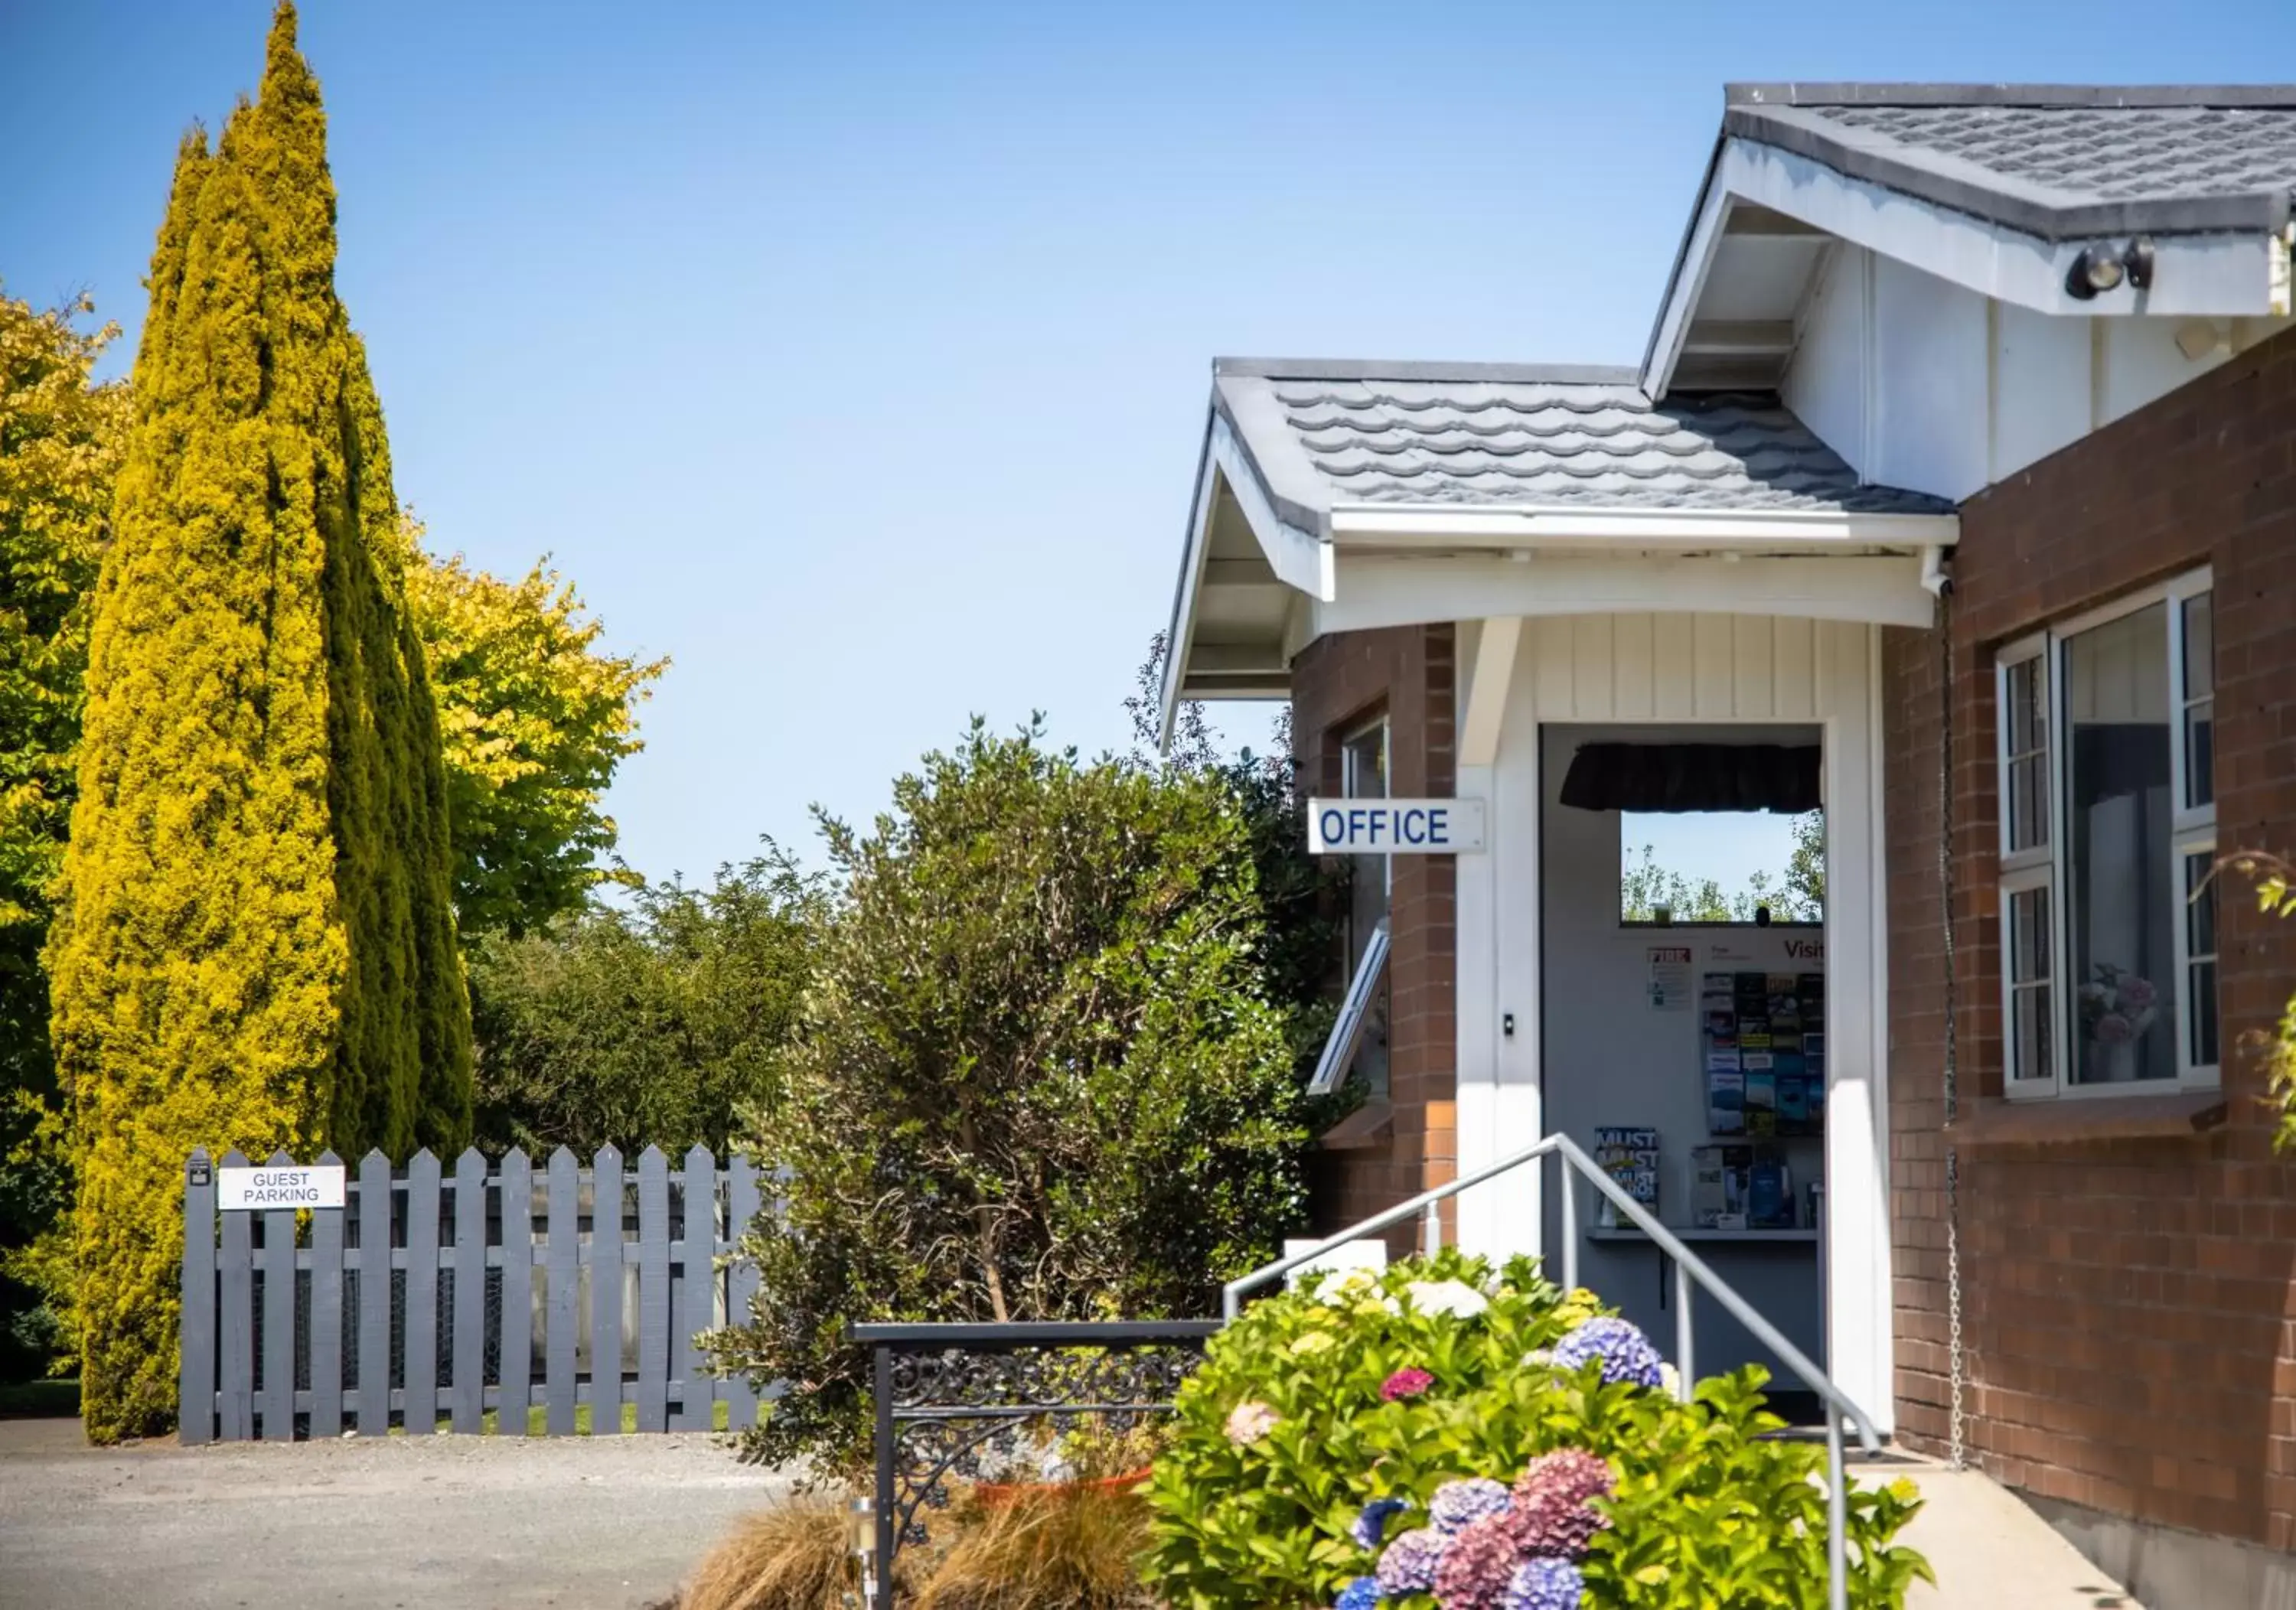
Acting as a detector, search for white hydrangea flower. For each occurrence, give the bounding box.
[1658,1362,1682,1397]
[1403,1278,1489,1319]
[1521,1348,1557,1369]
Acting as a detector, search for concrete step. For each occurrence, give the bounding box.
[1874,1460,2144,1610]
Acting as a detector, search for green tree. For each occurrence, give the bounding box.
[396,515,667,939]
[466,851,818,1155]
[1621,810,1825,924]
[45,4,471,1441]
[711,721,1309,1471]
[0,291,128,1377]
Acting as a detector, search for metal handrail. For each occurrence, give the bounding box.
[1221,1130,1880,1610]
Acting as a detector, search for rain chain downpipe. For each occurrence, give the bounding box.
[1929,561,1968,1472]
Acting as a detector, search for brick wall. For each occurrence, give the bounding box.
[1290,623,1459,1250]
[1887,324,2296,1547]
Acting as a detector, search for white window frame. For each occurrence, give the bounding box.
[1996,569,2218,1100]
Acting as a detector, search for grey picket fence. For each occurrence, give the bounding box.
[178,1144,765,1443]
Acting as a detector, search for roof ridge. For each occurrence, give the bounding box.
[1214,357,1642,386]
[1727,82,2296,109]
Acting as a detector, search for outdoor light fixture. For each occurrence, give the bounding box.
[2066,237,2157,300]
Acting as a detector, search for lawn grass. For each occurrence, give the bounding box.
[388,1397,731,1436]
[0,1377,80,1420]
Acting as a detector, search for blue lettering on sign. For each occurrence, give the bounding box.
[1430,807,1450,843]
[1319,808,1345,846]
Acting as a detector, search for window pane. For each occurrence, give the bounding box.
[2066,605,2177,1084]
[2007,884,2053,1082]
[2183,593,2213,810]
[2010,885,2050,983]
[2004,659,2050,852]
[2012,986,2053,1084]
[2187,852,2219,1069]
[1340,724,1390,1097]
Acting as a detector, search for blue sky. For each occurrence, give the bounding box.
[2,0,2284,892]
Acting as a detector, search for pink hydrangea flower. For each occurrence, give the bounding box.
[1381,1367,1435,1402]
[1432,1509,1524,1609]
[1509,1450,1616,1561]
[1224,1400,1279,1445]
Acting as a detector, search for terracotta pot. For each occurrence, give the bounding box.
[971,1467,1153,1509]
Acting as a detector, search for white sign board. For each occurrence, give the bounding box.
[1307,798,1486,855]
[217,1164,345,1211]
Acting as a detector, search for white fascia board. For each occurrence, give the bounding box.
[1156,426,1221,750]
[1645,135,2288,395]
[1312,552,1940,635]
[1211,411,1336,601]
[1327,502,1958,551]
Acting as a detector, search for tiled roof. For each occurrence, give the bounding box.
[1727,85,2296,238]
[1212,361,1950,526]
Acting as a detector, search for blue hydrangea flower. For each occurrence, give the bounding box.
[1375,1526,1446,1595]
[1551,1315,1664,1390]
[1336,1577,1381,1610]
[1504,1556,1587,1610]
[1429,1476,1512,1536]
[1352,1496,1412,1551]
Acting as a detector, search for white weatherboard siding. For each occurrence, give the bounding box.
[1450,613,1894,1433]
[1781,242,2296,504]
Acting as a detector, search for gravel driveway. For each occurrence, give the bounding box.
[0,1418,788,1609]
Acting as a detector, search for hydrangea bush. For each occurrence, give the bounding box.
[1143,1250,1929,1608]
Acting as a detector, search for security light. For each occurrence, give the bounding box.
[2066,238,2156,300]
[2066,243,2125,298]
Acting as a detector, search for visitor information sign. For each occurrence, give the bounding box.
[1307,798,1486,855]
[217,1163,346,1211]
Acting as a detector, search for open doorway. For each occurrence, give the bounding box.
[1538,722,1828,1404]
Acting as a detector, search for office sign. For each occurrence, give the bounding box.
[1307,798,1486,855]
[217,1163,346,1211]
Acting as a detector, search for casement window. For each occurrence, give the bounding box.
[1323,716,1392,1097]
[1996,571,2216,1097]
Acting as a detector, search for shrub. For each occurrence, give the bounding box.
[709,720,1309,1474]
[467,850,820,1155]
[677,1493,856,1610]
[917,1483,1156,1610]
[1143,1250,1930,1609]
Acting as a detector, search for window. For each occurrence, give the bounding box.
[1996,571,2216,1096]
[1339,718,1390,1097]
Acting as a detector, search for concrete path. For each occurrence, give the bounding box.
[1892,1460,2146,1610]
[0,1418,786,1609]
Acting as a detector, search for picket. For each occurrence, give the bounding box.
[404,1149,442,1433]
[217,1149,254,1441]
[452,1149,488,1432]
[261,1149,297,1442]
[357,1149,393,1436]
[500,1148,534,1436]
[180,1151,217,1445]
[180,1143,762,1442]
[723,1156,762,1431]
[636,1148,670,1433]
[545,1149,579,1436]
[591,1145,625,1434]
[675,1145,716,1431]
[309,1150,345,1438]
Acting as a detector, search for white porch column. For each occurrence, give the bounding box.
[1454,618,1542,1265]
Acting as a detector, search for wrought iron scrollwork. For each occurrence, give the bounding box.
[856,1321,1219,1608]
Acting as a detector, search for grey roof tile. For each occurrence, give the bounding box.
[1214,365,1949,520]
[1725,86,2296,237]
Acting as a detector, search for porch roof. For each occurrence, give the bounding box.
[1213,360,1949,533]
[1723,84,2296,241]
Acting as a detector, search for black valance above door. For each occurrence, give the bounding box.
[1559,742,1821,815]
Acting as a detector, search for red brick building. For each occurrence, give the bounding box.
[1159,87,2296,1605]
